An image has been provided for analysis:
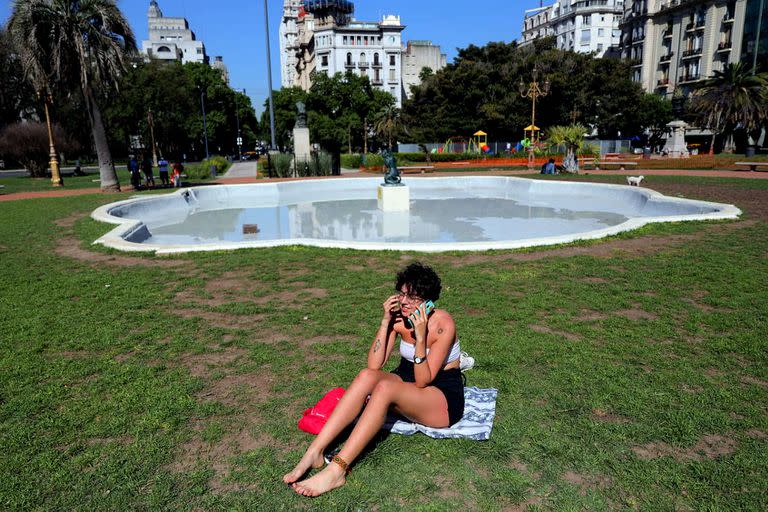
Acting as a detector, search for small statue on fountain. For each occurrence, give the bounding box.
[382,148,402,186]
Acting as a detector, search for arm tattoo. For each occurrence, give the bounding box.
[374,338,381,353]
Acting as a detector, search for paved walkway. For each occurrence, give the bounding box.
[221,161,257,179]
[2,167,767,202]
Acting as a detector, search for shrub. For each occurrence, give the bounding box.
[0,122,80,177]
[184,156,231,180]
[341,153,362,168]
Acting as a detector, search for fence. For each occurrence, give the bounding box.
[399,140,632,156]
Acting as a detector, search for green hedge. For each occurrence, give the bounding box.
[184,156,231,180]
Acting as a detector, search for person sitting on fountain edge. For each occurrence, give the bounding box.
[283,262,465,497]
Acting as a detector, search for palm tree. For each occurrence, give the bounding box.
[8,0,137,192]
[373,106,407,150]
[688,63,768,155]
[546,124,588,173]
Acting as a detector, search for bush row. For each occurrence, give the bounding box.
[185,156,231,180]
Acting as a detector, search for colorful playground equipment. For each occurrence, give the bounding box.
[438,131,492,154]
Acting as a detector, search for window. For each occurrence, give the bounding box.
[389,69,396,81]
[373,53,380,65]
[321,55,328,66]
[582,15,591,25]
[389,55,396,66]
[346,52,352,65]
[597,43,604,51]
[360,52,367,63]
[343,36,348,44]
[598,28,605,37]
[581,29,591,42]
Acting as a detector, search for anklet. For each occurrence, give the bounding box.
[332,455,351,475]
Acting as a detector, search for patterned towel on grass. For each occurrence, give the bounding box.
[383,386,498,441]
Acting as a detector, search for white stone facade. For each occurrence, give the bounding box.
[521,1,625,57]
[402,40,448,98]
[280,0,303,88]
[141,1,208,65]
[301,15,406,107]
[620,0,747,96]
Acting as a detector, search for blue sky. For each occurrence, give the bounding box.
[1,0,548,113]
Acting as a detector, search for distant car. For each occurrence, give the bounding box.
[242,151,260,161]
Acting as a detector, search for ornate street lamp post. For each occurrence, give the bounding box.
[37,90,63,187]
[518,67,551,169]
[147,108,159,167]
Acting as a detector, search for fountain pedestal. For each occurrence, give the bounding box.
[663,120,689,158]
[293,126,311,161]
[377,184,409,212]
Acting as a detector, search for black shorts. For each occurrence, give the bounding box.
[391,357,465,425]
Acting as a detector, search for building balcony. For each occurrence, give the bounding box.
[723,14,735,24]
[662,28,673,38]
[358,62,369,69]
[681,48,702,58]
[371,78,383,86]
[659,52,674,63]
[717,41,732,51]
[679,73,701,83]
[344,62,355,69]
[371,62,382,69]
[657,78,670,87]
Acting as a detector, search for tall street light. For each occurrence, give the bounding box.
[519,67,551,169]
[234,88,246,160]
[198,85,210,160]
[37,90,63,187]
[263,0,277,150]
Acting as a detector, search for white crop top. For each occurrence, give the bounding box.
[400,338,461,364]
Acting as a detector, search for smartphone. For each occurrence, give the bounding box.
[405,300,435,327]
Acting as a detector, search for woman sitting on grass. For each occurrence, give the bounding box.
[284,262,465,497]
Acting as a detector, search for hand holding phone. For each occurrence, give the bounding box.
[405,300,434,327]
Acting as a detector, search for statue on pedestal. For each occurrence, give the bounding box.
[295,101,307,129]
[382,148,402,186]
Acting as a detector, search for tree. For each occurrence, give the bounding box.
[0,27,36,130]
[373,106,407,149]
[0,122,80,176]
[260,86,308,151]
[546,124,588,173]
[689,62,768,154]
[8,0,137,192]
[306,72,394,153]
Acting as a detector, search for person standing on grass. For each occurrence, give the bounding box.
[284,262,465,497]
[141,155,155,188]
[128,156,141,189]
[157,157,170,187]
[172,161,184,188]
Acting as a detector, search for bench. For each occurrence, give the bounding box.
[399,165,435,174]
[582,161,638,170]
[735,161,768,172]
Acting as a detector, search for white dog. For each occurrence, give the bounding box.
[627,175,645,186]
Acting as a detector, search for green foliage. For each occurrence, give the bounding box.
[302,72,395,153]
[8,0,138,190]
[185,156,230,180]
[0,27,35,130]
[689,63,768,149]
[105,61,258,162]
[296,152,332,177]
[259,86,307,151]
[0,122,80,177]
[403,40,654,143]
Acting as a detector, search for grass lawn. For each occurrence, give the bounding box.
[0,175,766,510]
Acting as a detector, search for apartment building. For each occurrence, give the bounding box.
[620,0,749,95]
[401,41,448,98]
[141,1,208,65]
[521,1,625,57]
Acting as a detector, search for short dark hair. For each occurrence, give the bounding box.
[395,262,441,302]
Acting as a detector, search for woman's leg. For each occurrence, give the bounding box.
[292,379,449,497]
[283,368,400,484]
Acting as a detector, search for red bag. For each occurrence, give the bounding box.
[298,387,345,434]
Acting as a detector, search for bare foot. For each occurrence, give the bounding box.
[292,463,346,497]
[283,450,325,484]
